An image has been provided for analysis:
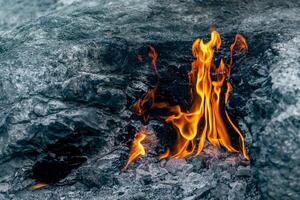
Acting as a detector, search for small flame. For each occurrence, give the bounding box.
[32,182,48,190]
[132,46,160,122]
[159,147,170,159]
[149,46,159,78]
[229,34,248,67]
[123,128,148,170]
[132,89,155,122]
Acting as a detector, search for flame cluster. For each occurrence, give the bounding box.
[154,31,249,159]
[124,30,249,170]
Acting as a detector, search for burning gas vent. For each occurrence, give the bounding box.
[124,30,249,170]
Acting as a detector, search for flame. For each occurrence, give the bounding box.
[159,147,170,159]
[148,46,159,78]
[131,30,249,163]
[123,128,148,170]
[229,34,248,68]
[132,46,160,122]
[156,31,249,159]
[31,182,48,190]
[132,89,155,121]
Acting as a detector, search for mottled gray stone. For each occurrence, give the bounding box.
[0,0,299,200]
[228,181,246,200]
[165,159,187,174]
[236,166,251,177]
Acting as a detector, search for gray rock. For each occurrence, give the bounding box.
[0,0,299,200]
[252,35,300,200]
[228,181,246,200]
[165,159,187,173]
[236,166,251,177]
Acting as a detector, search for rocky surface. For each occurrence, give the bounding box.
[0,0,299,199]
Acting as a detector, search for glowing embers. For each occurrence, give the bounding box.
[125,30,249,170]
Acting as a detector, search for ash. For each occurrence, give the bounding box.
[0,0,299,200]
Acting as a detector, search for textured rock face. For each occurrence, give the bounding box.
[254,36,300,200]
[0,0,299,200]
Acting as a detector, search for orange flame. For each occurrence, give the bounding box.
[149,46,159,78]
[230,34,248,67]
[123,128,148,170]
[131,30,249,163]
[156,31,249,160]
[159,147,170,159]
[132,89,155,122]
[31,182,48,190]
[132,46,160,122]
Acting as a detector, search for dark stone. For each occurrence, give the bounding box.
[0,0,299,200]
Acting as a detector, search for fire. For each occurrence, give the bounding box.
[132,46,160,122]
[31,182,48,190]
[128,30,249,169]
[123,128,148,170]
[155,30,249,159]
[148,46,159,78]
[132,89,155,121]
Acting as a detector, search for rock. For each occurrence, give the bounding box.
[220,171,231,181]
[0,183,9,193]
[211,183,230,200]
[0,194,7,200]
[181,172,211,196]
[0,0,299,200]
[228,181,246,200]
[165,159,187,173]
[252,35,300,200]
[129,192,146,200]
[236,166,251,177]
